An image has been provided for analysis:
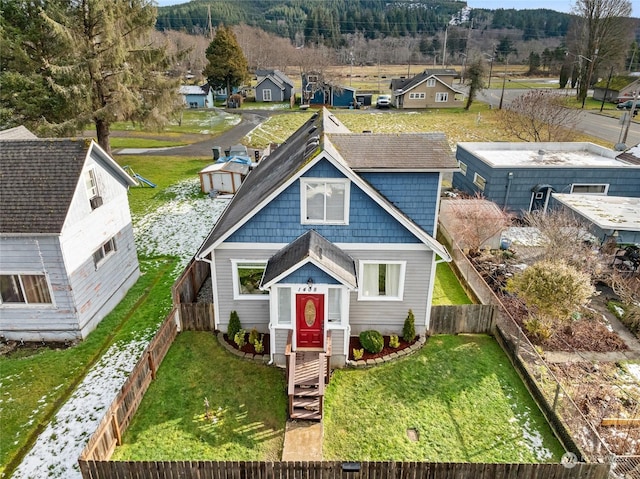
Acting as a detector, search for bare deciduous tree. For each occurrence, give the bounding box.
[571,0,633,104]
[496,90,582,142]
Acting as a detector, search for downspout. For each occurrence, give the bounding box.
[504,171,514,209]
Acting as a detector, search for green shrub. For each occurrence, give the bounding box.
[234,329,246,348]
[524,317,552,341]
[228,311,241,339]
[403,309,416,342]
[352,348,364,360]
[254,334,264,354]
[389,334,400,348]
[359,330,384,354]
[248,327,259,345]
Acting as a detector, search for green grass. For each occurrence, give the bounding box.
[0,256,177,477]
[433,262,472,305]
[247,111,313,148]
[111,109,241,136]
[112,332,287,461]
[110,137,188,149]
[323,335,565,462]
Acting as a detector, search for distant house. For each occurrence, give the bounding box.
[255,69,295,102]
[453,142,640,215]
[390,69,464,109]
[593,76,640,103]
[552,194,640,245]
[302,72,357,108]
[179,84,214,109]
[0,138,140,341]
[195,108,457,371]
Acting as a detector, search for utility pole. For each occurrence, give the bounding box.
[442,26,447,66]
[499,56,508,110]
[600,66,614,112]
[207,5,213,40]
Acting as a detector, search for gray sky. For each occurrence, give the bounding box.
[156,0,640,17]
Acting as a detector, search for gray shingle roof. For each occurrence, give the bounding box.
[328,133,457,170]
[0,139,94,234]
[390,69,459,93]
[0,126,38,140]
[261,229,357,288]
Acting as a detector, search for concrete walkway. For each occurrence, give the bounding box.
[281,420,323,460]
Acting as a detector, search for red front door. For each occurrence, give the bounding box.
[296,293,324,349]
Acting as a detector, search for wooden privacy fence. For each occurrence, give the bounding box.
[429,304,496,334]
[172,256,210,304]
[180,303,215,331]
[80,309,179,462]
[78,460,611,479]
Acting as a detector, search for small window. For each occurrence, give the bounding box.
[232,261,268,299]
[93,237,116,268]
[436,92,449,102]
[458,161,467,175]
[570,184,608,195]
[328,288,342,323]
[262,89,272,102]
[1,274,52,305]
[534,192,544,200]
[359,261,405,301]
[277,287,291,324]
[301,179,350,225]
[307,75,318,84]
[473,173,486,191]
[426,78,436,87]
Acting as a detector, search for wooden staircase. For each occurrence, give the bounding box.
[285,331,331,421]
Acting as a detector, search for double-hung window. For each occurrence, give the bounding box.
[85,169,103,209]
[359,261,406,300]
[473,173,487,191]
[0,274,53,305]
[301,179,349,224]
[262,89,272,102]
[93,237,116,268]
[426,78,436,87]
[232,260,268,299]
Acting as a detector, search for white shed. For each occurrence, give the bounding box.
[199,161,249,194]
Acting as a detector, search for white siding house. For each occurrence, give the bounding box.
[0,138,140,341]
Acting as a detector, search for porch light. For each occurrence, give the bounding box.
[307,277,314,290]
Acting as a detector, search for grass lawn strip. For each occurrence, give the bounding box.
[112,332,286,461]
[433,262,472,306]
[4,257,175,479]
[323,335,565,462]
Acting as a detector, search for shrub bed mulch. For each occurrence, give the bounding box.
[348,335,416,361]
[223,333,271,356]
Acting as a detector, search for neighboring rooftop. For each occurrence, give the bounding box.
[457,142,634,168]
[553,194,640,232]
[0,126,38,140]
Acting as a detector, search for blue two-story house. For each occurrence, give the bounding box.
[195,109,457,371]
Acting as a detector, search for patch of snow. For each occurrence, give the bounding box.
[519,417,554,461]
[12,334,153,479]
[133,178,229,271]
[625,362,640,383]
[502,227,545,247]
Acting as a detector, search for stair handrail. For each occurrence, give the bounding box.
[285,330,295,417]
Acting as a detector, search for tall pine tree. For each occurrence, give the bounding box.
[203,26,248,99]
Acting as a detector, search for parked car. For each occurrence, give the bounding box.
[616,100,639,115]
[376,94,392,108]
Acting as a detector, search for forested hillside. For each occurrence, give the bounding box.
[156,0,572,46]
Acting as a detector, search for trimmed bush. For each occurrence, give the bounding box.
[352,348,364,360]
[403,309,416,342]
[359,330,384,354]
[234,329,246,348]
[228,310,241,340]
[389,334,400,349]
[248,327,259,345]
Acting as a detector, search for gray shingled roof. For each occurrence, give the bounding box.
[0,139,94,234]
[261,229,357,288]
[0,126,38,140]
[390,69,459,93]
[196,112,324,256]
[328,133,457,170]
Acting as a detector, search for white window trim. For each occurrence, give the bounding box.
[458,161,468,175]
[85,168,99,199]
[93,237,116,269]
[262,89,272,102]
[231,260,269,300]
[358,260,406,301]
[473,173,486,191]
[0,272,55,307]
[300,178,350,225]
[435,92,449,102]
[570,183,609,195]
[273,285,293,325]
[327,286,346,325]
[426,78,436,87]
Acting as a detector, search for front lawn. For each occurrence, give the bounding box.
[112,332,287,461]
[323,334,566,462]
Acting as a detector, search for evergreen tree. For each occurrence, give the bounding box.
[203,25,249,99]
[2,0,181,155]
[465,57,485,111]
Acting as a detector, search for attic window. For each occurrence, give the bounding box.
[85,169,102,210]
[301,178,350,225]
[426,78,436,87]
[307,75,318,83]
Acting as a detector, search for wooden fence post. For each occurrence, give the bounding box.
[148,349,156,380]
[112,412,122,446]
[552,383,561,412]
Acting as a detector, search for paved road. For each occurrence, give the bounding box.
[478,87,640,147]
